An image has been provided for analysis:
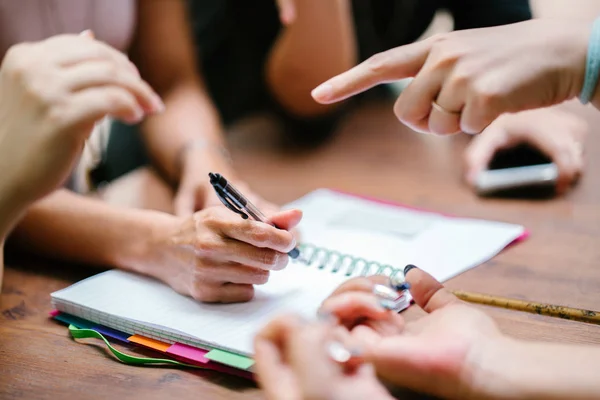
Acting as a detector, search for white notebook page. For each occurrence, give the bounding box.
[52,189,525,357]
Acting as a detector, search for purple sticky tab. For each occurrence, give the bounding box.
[92,324,131,343]
[167,343,210,364]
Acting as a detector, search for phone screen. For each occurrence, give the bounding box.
[476,144,556,198]
[488,144,551,170]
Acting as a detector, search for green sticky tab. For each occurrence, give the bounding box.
[205,349,254,370]
[68,325,201,369]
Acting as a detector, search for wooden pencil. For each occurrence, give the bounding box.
[451,290,600,325]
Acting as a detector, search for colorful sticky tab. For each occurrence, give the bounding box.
[205,349,255,370]
[166,343,210,364]
[93,325,132,343]
[128,335,171,352]
[52,312,131,342]
[53,313,96,330]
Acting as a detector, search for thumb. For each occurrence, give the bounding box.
[403,265,459,313]
[269,209,303,231]
[463,125,509,185]
[173,183,196,217]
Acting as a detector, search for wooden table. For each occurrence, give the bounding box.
[3,99,600,399]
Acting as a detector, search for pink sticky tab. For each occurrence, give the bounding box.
[49,310,60,317]
[166,343,210,364]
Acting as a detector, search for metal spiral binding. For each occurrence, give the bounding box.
[296,243,402,279]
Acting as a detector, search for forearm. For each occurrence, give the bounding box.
[477,338,600,400]
[266,0,357,117]
[141,80,225,181]
[8,189,176,279]
[0,186,30,289]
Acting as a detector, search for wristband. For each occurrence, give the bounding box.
[579,16,600,104]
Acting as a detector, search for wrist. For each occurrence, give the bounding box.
[107,209,182,282]
[177,138,233,178]
[0,182,30,241]
[472,337,600,400]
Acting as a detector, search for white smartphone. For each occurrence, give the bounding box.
[475,163,558,196]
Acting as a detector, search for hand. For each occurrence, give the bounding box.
[275,0,296,25]
[254,315,394,400]
[319,267,507,399]
[319,275,405,347]
[311,19,590,135]
[0,32,163,207]
[174,146,278,217]
[464,108,587,194]
[146,206,301,303]
[363,267,512,399]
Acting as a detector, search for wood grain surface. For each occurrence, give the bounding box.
[3,98,600,399]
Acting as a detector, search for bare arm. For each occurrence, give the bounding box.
[480,338,600,400]
[129,0,226,181]
[8,189,175,278]
[0,188,26,288]
[266,0,357,117]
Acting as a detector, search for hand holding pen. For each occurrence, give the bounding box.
[209,172,302,259]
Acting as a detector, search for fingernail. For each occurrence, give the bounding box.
[349,346,364,358]
[404,264,418,276]
[79,29,94,38]
[316,310,337,324]
[327,341,352,363]
[393,282,411,292]
[390,275,404,289]
[373,284,400,301]
[311,83,333,102]
[151,94,165,113]
[379,299,398,311]
[124,107,144,125]
[280,9,294,25]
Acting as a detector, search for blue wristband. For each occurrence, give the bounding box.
[579,17,600,104]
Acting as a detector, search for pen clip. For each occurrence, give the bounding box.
[214,186,249,219]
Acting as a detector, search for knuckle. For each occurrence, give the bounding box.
[250,226,271,246]
[200,208,221,229]
[237,286,255,302]
[429,38,461,69]
[259,250,281,269]
[393,96,410,123]
[252,270,270,285]
[45,101,70,128]
[429,32,450,46]
[448,65,473,89]
[471,80,504,110]
[193,285,221,303]
[193,234,219,255]
[103,61,121,79]
[364,52,392,75]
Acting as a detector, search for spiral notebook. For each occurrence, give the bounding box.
[51,189,525,359]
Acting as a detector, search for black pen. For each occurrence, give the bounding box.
[208,172,300,259]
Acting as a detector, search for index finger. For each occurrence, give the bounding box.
[212,210,296,253]
[287,323,342,392]
[254,315,305,400]
[311,39,433,104]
